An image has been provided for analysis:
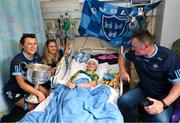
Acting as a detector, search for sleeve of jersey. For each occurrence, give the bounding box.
[11,58,24,76]
[167,56,180,83]
[123,50,135,62]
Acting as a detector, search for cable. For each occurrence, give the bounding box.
[82,36,88,48]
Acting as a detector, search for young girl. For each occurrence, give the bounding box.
[4,33,49,111]
[67,59,99,89]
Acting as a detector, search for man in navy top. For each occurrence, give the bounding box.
[118,30,180,122]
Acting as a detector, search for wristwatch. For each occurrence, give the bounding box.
[161,100,169,110]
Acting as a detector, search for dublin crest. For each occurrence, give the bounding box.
[102,15,129,40]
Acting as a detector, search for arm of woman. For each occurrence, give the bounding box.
[16,76,46,102]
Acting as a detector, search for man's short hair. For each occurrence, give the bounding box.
[131,30,155,45]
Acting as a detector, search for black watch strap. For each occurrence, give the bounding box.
[161,100,169,110]
[75,83,79,88]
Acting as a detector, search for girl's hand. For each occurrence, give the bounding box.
[37,91,46,102]
[67,80,76,89]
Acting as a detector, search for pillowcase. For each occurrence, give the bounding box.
[53,57,67,81]
[73,52,91,63]
[96,62,108,82]
[69,59,86,76]
[50,57,67,86]
[107,63,119,74]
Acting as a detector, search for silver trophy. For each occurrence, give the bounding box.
[20,62,51,103]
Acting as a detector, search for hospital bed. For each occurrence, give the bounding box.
[19,47,124,123]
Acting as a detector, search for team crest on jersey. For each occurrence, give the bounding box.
[153,64,159,69]
[102,15,129,40]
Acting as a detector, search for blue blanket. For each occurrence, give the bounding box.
[19,85,123,123]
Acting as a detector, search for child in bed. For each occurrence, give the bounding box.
[67,59,99,89]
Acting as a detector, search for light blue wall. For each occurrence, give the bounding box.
[160,0,180,48]
[155,0,180,49]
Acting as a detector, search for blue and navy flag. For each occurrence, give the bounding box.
[78,0,162,47]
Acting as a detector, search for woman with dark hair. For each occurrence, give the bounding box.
[4,33,49,111]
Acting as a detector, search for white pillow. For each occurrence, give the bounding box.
[96,62,108,82]
[54,57,67,80]
[50,57,67,86]
[107,64,119,74]
[69,59,86,76]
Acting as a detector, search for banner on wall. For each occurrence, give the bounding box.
[78,0,162,47]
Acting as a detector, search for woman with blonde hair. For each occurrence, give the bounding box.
[41,39,62,89]
[41,39,62,68]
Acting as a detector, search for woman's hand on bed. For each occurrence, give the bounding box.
[37,91,46,102]
[67,80,76,89]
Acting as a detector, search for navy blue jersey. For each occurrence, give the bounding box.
[124,45,180,99]
[7,52,40,89]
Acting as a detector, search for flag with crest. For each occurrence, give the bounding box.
[78,0,162,47]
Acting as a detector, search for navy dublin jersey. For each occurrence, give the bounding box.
[8,52,40,88]
[123,44,180,99]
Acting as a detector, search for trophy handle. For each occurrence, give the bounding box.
[19,62,28,74]
[34,83,39,89]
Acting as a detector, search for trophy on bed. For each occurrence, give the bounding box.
[20,62,51,104]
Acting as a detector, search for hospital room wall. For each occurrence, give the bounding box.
[41,0,180,50]
[70,37,114,51]
[154,0,180,49]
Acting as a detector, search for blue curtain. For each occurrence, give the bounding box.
[0,0,46,117]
